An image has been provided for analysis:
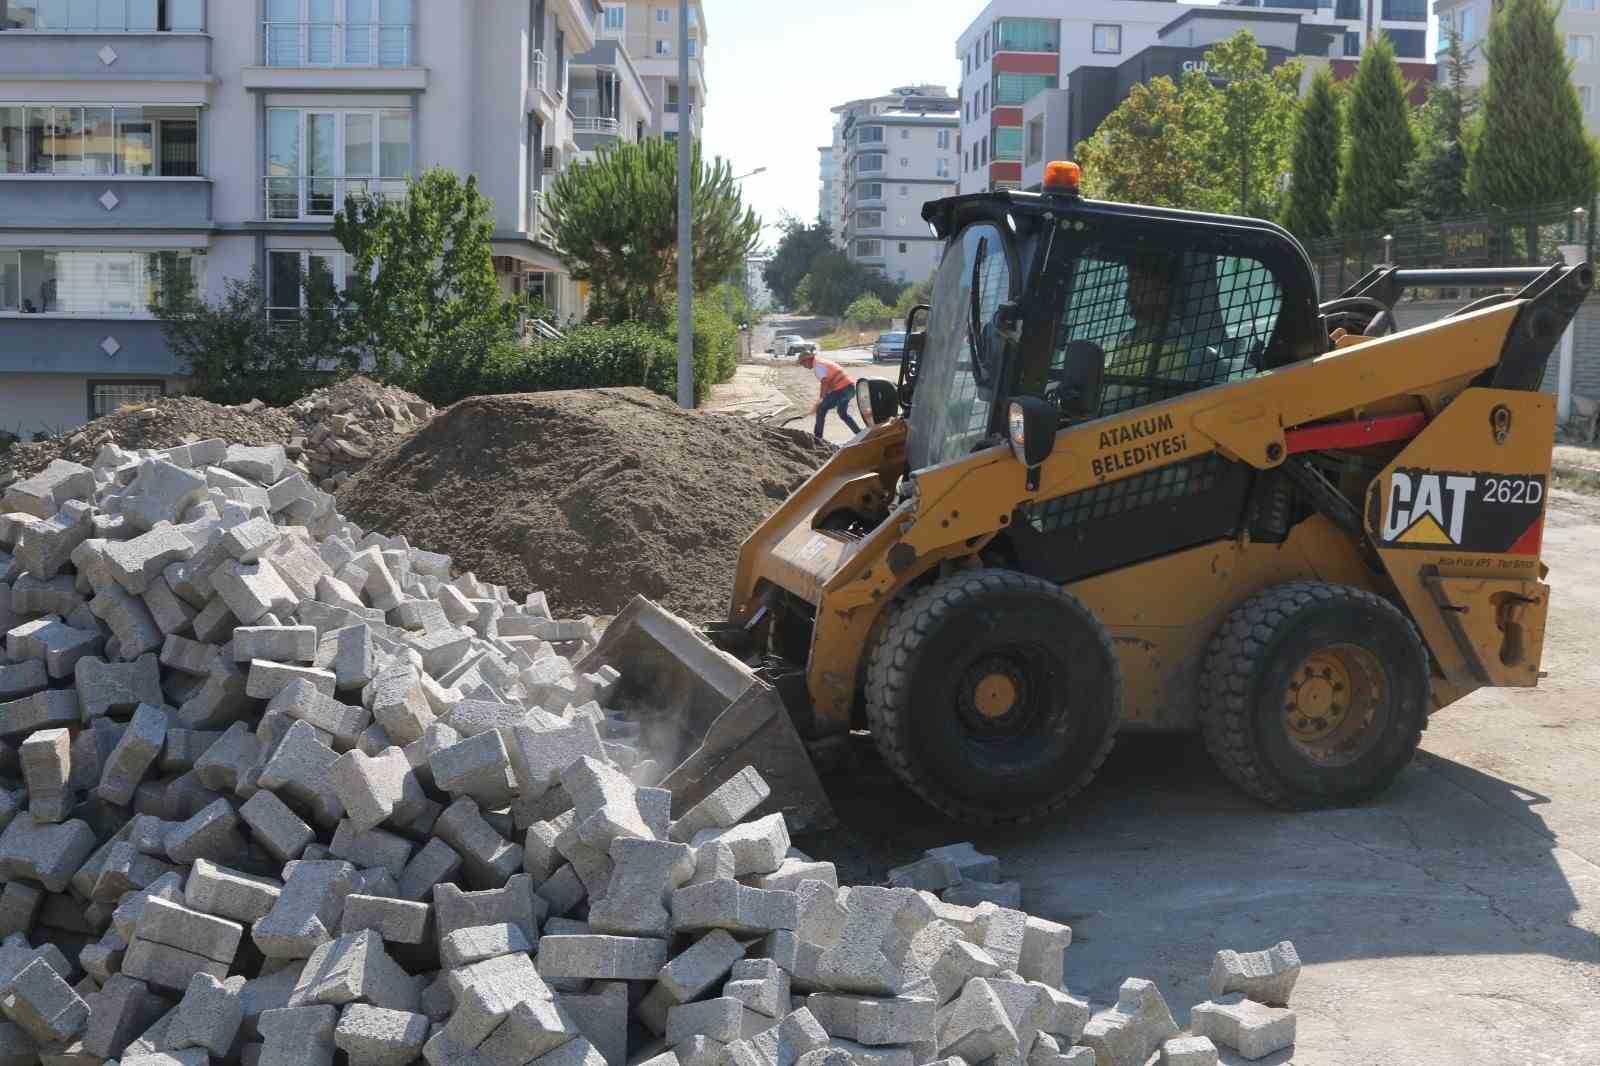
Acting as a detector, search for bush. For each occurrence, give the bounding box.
[492,323,675,395]
[845,295,893,327]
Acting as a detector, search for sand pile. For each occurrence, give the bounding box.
[338,389,828,620]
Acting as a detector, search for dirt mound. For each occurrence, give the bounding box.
[1,395,296,485]
[287,376,436,490]
[338,388,829,619]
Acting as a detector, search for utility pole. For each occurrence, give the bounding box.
[675,0,693,408]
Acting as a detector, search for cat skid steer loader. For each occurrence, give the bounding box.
[581,161,1592,828]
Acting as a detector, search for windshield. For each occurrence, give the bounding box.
[908,221,1013,471]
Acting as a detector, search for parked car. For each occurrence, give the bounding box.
[769,334,809,358]
[873,331,908,363]
[790,342,819,359]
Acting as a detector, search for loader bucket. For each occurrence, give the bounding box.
[575,596,837,832]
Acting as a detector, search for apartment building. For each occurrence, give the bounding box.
[569,38,654,160]
[601,0,704,140]
[1222,0,1431,61]
[1435,0,1600,135]
[817,143,837,235]
[829,86,959,286]
[0,0,602,435]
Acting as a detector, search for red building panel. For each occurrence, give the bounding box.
[1328,59,1435,106]
[992,106,1024,127]
[989,161,1023,184]
[994,51,1060,76]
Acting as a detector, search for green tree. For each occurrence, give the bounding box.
[1281,68,1343,240]
[893,278,933,318]
[1406,27,1475,221]
[1077,76,1209,207]
[801,249,900,319]
[793,273,816,314]
[1469,0,1598,260]
[765,214,835,308]
[1186,32,1304,217]
[1335,34,1418,234]
[844,294,892,326]
[333,167,519,394]
[545,138,761,323]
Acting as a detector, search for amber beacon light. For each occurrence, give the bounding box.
[1044,160,1082,195]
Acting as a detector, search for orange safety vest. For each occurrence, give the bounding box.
[816,358,855,397]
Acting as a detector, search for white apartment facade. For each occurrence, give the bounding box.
[1436,0,1600,134]
[1220,0,1431,62]
[817,143,837,235]
[602,0,704,140]
[830,86,959,286]
[0,0,599,436]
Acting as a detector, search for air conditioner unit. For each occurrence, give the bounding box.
[543,147,559,172]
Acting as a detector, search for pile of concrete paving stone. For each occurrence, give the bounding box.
[284,379,435,493]
[0,443,1302,1066]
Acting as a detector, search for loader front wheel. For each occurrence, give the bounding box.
[1198,581,1428,809]
[864,570,1120,825]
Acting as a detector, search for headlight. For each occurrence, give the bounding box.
[1008,401,1027,452]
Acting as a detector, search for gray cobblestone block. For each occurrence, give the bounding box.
[158,727,219,773]
[588,838,695,938]
[192,721,257,793]
[267,676,368,746]
[807,991,936,1047]
[2,957,89,1042]
[252,859,360,961]
[90,703,167,808]
[433,873,543,944]
[815,887,941,997]
[20,728,72,823]
[562,756,653,851]
[0,883,40,940]
[436,798,522,890]
[1016,915,1071,988]
[0,661,47,703]
[1187,995,1294,1062]
[443,951,552,1047]
[722,1007,828,1066]
[725,958,792,1020]
[929,940,999,1007]
[289,930,415,1012]
[166,971,246,1055]
[654,929,746,1018]
[340,895,429,944]
[142,575,198,636]
[940,881,1022,910]
[14,505,94,582]
[553,819,613,900]
[235,625,319,664]
[240,789,316,863]
[690,814,789,878]
[3,461,94,520]
[1037,984,1090,1045]
[672,880,798,937]
[476,996,581,1065]
[886,857,962,894]
[431,730,519,808]
[116,462,208,532]
[249,661,338,703]
[538,934,669,981]
[109,870,186,941]
[10,573,83,615]
[257,1004,337,1066]
[1080,979,1180,1066]
[257,720,345,827]
[509,717,605,799]
[79,973,166,1059]
[750,859,837,894]
[221,445,287,485]
[190,596,238,646]
[390,599,448,633]
[936,978,1017,1064]
[317,624,376,691]
[554,978,626,1066]
[176,656,253,731]
[523,815,567,883]
[334,1003,430,1066]
[213,559,299,626]
[134,896,243,965]
[330,747,425,833]
[396,838,462,902]
[439,922,532,968]
[186,858,283,923]
[223,517,282,563]
[666,768,772,845]
[330,821,414,881]
[90,843,181,904]
[1207,940,1299,1007]
[7,618,105,679]
[0,689,79,738]
[534,864,586,918]
[1158,1035,1218,1066]
[665,997,770,1046]
[315,574,369,614]
[160,635,219,677]
[0,815,97,892]
[367,666,436,746]
[78,929,127,983]
[164,796,247,865]
[105,526,197,596]
[973,905,1026,973]
[119,939,229,994]
[89,582,163,659]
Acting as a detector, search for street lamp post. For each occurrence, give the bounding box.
[675,0,693,409]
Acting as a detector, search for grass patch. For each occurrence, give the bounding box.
[1552,464,1600,495]
[819,328,878,351]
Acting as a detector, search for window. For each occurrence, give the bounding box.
[601,3,624,33]
[686,38,696,57]
[936,158,950,178]
[266,249,343,324]
[900,128,910,140]
[859,126,884,143]
[666,84,679,113]
[1343,30,1360,56]
[857,210,883,229]
[900,185,909,196]
[656,6,670,22]
[1571,34,1596,62]
[898,242,909,255]
[980,137,988,165]
[1583,86,1595,115]
[983,29,990,58]
[857,152,884,174]
[993,127,1023,162]
[859,182,883,200]
[996,17,1057,52]
[1460,8,1476,40]
[1574,0,1597,10]
[89,381,165,420]
[1381,0,1427,18]
[265,108,410,219]
[654,37,670,55]
[856,239,883,258]
[994,72,1057,106]
[1025,117,1044,166]
[1387,28,1426,58]
[2,0,201,31]
[899,156,909,168]
[937,129,950,149]
[0,249,203,316]
[0,105,199,176]
[264,0,413,67]
[982,84,990,112]
[1092,24,1121,54]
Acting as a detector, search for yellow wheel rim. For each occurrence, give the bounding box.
[973,673,1019,719]
[1282,644,1385,761]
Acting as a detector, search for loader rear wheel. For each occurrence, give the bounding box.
[1198,581,1428,809]
[864,570,1120,825]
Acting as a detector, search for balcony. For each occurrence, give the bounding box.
[0,176,211,229]
[261,175,404,222]
[0,31,210,84]
[242,20,425,91]
[571,115,619,135]
[527,188,554,245]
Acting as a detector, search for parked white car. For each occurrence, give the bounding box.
[770,334,809,358]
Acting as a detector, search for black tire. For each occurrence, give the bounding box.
[864,570,1121,825]
[1198,581,1429,809]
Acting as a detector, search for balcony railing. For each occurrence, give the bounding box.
[571,115,620,135]
[262,21,413,67]
[532,49,548,94]
[263,175,404,221]
[528,188,546,237]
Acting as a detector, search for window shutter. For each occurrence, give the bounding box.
[543,146,558,172]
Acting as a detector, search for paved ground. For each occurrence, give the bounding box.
[792,490,1600,1065]
[725,313,901,443]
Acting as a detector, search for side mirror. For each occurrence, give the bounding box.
[1008,396,1058,491]
[856,378,899,427]
[1054,339,1106,418]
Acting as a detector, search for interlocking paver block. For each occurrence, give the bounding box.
[115,461,208,532]
[134,896,244,965]
[75,654,163,719]
[475,996,580,1064]
[0,689,79,737]
[213,559,299,626]
[671,879,798,937]
[433,873,544,944]
[0,661,47,702]
[3,460,94,519]
[256,720,345,827]
[240,789,316,862]
[8,617,105,679]
[690,813,789,877]
[185,858,283,923]
[13,504,93,581]
[340,895,430,944]
[1207,940,1300,1007]
[257,1004,337,1066]
[20,728,71,823]
[165,796,248,865]
[367,665,436,745]
[317,625,376,691]
[79,973,167,1059]
[814,887,936,996]
[443,952,553,1047]
[1159,1035,1219,1066]
[221,444,288,484]
[510,716,605,797]
[665,997,769,1046]
[250,661,339,703]
[222,517,281,563]
[166,972,246,1056]
[329,746,423,833]
[89,582,164,659]
[252,859,360,960]
[289,930,416,1012]
[589,837,695,938]
[805,990,933,1047]
[440,922,533,968]
[930,940,999,1006]
[396,838,462,902]
[1080,978,1180,1066]
[431,729,519,808]
[2,957,89,1042]
[751,858,838,893]
[1188,995,1295,1061]
[563,756,653,850]
[105,526,197,595]
[435,798,523,889]
[0,815,97,892]
[936,977,1018,1063]
[329,820,414,881]
[885,856,962,893]
[235,625,318,664]
[537,934,669,980]
[1018,915,1072,987]
[334,1003,431,1066]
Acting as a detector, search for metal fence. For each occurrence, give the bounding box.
[1304,200,1597,296]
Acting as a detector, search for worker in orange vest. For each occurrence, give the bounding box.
[798,349,861,441]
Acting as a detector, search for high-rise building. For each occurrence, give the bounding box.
[0,0,605,434]
[1221,0,1430,64]
[602,0,705,140]
[829,86,959,286]
[818,144,838,234]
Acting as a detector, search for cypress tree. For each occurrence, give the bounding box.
[1406,27,1474,221]
[1281,68,1343,241]
[1335,33,1417,234]
[1468,0,1598,261]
